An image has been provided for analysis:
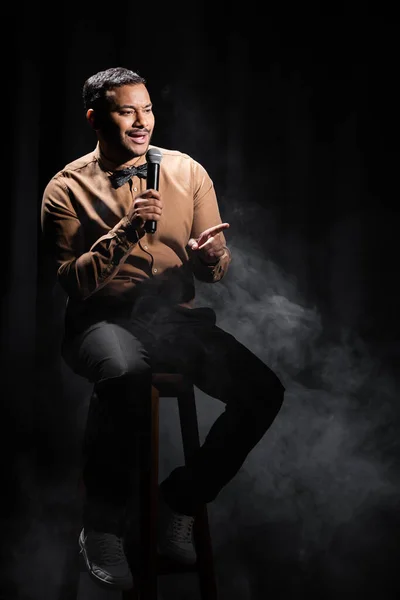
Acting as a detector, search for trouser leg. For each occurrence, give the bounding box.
[62,321,152,532]
[161,376,284,515]
[139,306,286,516]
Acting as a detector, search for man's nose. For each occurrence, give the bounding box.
[133,112,147,127]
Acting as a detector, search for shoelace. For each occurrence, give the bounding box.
[88,532,127,566]
[170,514,194,543]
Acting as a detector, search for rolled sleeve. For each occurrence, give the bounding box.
[41,178,140,300]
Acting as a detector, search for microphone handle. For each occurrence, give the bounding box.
[145,162,160,234]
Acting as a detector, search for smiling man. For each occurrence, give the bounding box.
[89,79,154,160]
[40,67,285,593]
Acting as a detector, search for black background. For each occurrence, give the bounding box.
[1,3,399,599]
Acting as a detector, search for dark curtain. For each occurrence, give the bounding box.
[2,4,399,600]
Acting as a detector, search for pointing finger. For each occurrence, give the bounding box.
[201,223,230,238]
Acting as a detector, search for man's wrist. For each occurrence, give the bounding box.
[198,246,229,266]
[124,216,145,243]
[198,254,219,266]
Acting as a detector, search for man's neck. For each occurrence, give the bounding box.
[98,143,145,171]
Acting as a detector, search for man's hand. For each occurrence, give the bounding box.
[188,223,230,263]
[127,189,163,230]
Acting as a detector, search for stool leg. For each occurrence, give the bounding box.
[57,476,84,600]
[177,387,218,600]
[138,384,159,600]
[195,507,218,600]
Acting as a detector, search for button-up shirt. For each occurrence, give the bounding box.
[41,143,231,326]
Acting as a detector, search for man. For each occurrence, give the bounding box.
[41,66,285,592]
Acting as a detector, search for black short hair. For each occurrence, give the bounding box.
[82,67,146,112]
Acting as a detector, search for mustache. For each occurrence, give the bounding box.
[128,128,150,134]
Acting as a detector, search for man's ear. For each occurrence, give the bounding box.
[86,108,101,130]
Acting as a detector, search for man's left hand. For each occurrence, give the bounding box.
[188,223,230,263]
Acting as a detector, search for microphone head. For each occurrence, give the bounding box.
[146,147,163,165]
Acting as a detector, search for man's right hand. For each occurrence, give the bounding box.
[127,188,163,231]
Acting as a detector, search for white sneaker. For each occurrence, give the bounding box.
[157,493,197,565]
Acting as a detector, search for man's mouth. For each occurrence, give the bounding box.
[128,132,148,144]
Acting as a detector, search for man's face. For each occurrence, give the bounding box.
[94,83,155,162]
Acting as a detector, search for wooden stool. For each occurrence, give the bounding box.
[122,373,218,600]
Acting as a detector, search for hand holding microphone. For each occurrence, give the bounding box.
[144,147,162,233]
[127,148,163,233]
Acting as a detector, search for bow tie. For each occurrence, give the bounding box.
[109,163,148,188]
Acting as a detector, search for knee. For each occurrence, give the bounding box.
[98,349,151,383]
[272,379,285,412]
[254,370,285,415]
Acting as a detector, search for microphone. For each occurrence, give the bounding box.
[145,147,163,234]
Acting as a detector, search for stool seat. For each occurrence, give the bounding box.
[122,372,218,600]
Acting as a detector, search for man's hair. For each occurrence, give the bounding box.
[82,67,146,112]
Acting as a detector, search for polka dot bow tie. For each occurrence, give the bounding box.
[109,163,148,188]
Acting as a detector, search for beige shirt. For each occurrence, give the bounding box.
[41,144,231,317]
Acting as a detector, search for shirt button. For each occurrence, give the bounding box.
[153,268,158,274]
[133,187,138,192]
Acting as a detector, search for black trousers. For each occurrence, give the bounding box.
[62,302,285,530]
